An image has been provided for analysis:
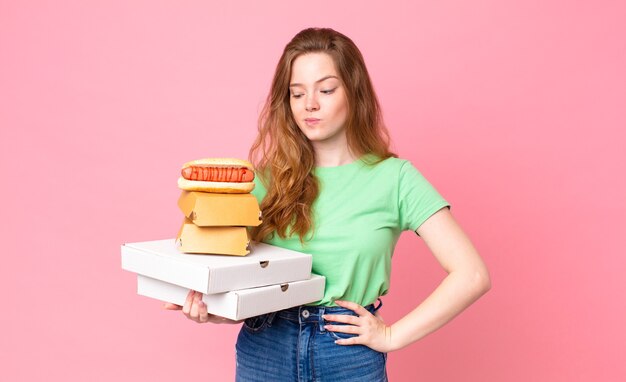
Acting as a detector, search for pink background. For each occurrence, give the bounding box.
[1,1,624,381]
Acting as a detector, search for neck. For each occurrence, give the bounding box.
[313,145,358,167]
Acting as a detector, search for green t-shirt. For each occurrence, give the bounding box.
[251,154,450,307]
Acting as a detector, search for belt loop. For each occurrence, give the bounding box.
[267,311,277,326]
[373,298,383,312]
[318,306,326,332]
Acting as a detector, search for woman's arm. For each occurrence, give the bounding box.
[387,207,491,350]
[324,207,491,352]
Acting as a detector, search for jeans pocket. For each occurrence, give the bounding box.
[242,313,271,334]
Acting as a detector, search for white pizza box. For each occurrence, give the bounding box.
[137,273,326,320]
[121,239,312,295]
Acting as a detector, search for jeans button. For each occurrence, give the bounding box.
[302,309,310,318]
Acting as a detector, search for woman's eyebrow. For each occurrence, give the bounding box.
[289,75,339,88]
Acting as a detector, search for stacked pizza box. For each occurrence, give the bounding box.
[121,239,325,320]
[120,158,326,320]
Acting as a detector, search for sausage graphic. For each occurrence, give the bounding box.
[181,166,254,183]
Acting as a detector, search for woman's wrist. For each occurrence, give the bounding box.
[387,323,406,352]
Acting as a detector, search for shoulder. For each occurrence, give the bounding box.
[360,155,420,184]
[360,154,409,173]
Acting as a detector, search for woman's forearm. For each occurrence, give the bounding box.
[389,268,491,351]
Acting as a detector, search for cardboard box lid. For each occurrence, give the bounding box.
[121,239,313,295]
[178,191,262,227]
[176,219,250,256]
[137,274,326,320]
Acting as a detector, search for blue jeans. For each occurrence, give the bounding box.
[235,300,388,381]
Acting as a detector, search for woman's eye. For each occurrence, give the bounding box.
[321,89,336,95]
[291,93,304,99]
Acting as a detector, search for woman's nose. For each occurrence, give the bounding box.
[305,96,319,112]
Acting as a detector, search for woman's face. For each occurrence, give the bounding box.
[289,53,349,146]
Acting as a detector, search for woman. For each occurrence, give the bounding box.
[167,27,491,381]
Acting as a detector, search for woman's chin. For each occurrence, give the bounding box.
[300,129,345,145]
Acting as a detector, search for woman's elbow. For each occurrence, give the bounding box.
[473,266,492,296]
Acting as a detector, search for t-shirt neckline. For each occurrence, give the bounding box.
[313,154,372,175]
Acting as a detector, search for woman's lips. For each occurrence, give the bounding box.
[304,118,320,126]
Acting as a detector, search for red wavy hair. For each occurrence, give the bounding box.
[249,28,396,243]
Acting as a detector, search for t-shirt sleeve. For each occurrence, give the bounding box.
[398,161,451,232]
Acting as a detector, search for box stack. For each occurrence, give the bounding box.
[176,191,262,255]
[120,158,326,320]
[121,239,325,320]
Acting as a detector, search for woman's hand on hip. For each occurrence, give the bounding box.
[163,290,242,325]
[323,300,396,353]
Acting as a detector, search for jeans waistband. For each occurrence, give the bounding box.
[274,298,383,325]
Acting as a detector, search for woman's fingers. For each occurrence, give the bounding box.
[198,301,209,323]
[334,300,370,316]
[163,302,182,310]
[321,300,393,350]
[334,336,361,346]
[322,314,359,325]
[182,290,195,316]
[189,293,201,319]
[172,289,242,324]
[325,323,360,334]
